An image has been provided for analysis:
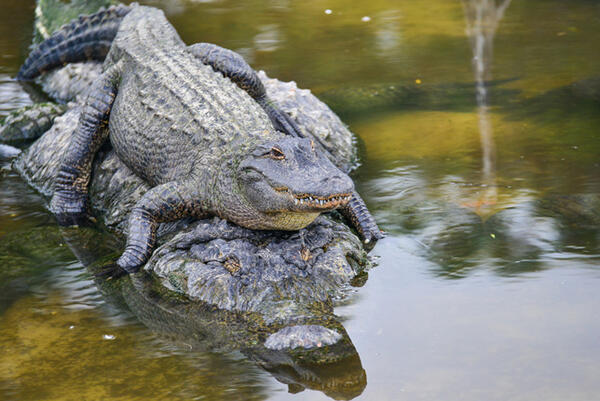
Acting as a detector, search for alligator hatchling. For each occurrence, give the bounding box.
[18,4,383,273]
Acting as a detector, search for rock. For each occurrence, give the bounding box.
[0,144,21,159]
[265,325,343,350]
[0,103,66,146]
[12,57,370,396]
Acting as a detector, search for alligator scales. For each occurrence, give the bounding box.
[18,4,382,273]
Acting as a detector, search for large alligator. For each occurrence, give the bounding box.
[17,4,382,274]
[17,5,381,272]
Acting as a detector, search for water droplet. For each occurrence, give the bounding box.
[69,325,75,330]
[324,9,332,15]
[103,334,116,340]
[361,16,371,22]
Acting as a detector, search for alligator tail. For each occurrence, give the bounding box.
[17,4,132,81]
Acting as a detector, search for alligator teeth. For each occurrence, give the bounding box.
[293,194,353,207]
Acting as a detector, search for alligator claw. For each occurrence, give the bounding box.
[94,262,130,280]
[94,253,142,280]
[362,228,385,244]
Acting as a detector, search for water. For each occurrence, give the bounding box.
[1,0,600,400]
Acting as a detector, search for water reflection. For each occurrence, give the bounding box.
[254,24,281,52]
[60,227,367,400]
[461,0,512,215]
[0,75,32,117]
[373,10,403,60]
[368,157,600,278]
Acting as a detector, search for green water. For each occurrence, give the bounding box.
[1,0,600,400]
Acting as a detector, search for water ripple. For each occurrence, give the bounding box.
[0,74,31,117]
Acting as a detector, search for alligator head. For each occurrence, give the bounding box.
[237,136,354,230]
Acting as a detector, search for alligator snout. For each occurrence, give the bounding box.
[320,171,354,195]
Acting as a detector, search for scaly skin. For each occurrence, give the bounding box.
[18,4,131,81]
[18,5,365,273]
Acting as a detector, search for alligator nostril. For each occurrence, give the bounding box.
[324,174,353,190]
[322,175,343,183]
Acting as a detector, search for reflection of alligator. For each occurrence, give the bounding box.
[60,225,367,399]
[17,4,381,274]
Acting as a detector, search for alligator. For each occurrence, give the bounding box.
[17,4,382,274]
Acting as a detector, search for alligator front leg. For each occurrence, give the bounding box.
[50,61,122,226]
[340,192,384,244]
[187,42,305,138]
[117,180,208,273]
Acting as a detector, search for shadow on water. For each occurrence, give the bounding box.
[58,226,367,400]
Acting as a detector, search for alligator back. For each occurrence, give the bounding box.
[107,6,276,185]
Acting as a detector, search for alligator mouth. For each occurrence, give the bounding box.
[274,187,352,210]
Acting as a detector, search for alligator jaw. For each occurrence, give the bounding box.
[274,187,351,211]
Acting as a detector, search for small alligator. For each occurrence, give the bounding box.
[18,4,382,273]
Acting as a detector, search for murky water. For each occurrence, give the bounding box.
[1,0,600,400]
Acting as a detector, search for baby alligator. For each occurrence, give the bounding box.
[17,4,382,273]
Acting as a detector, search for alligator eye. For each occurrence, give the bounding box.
[310,140,315,152]
[269,147,285,160]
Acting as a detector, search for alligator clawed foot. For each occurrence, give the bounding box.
[94,261,131,280]
[50,191,92,227]
[95,250,143,280]
[116,250,144,275]
[362,228,386,244]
